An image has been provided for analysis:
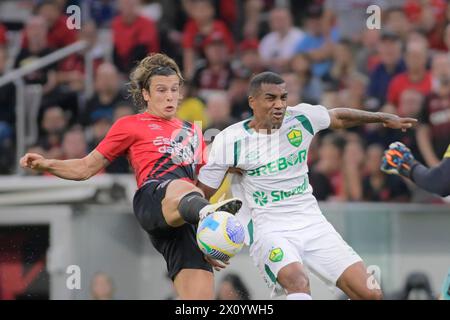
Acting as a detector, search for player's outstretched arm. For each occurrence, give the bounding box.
[410,159,450,197]
[20,150,109,181]
[328,108,417,131]
[381,142,450,197]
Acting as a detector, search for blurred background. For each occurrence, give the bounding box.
[0,0,449,300]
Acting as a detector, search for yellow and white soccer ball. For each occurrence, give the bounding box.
[196,211,245,262]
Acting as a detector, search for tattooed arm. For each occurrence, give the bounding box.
[328,108,417,131]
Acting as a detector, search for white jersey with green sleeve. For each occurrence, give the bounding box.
[198,103,331,240]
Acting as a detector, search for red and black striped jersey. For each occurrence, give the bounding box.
[96,113,206,188]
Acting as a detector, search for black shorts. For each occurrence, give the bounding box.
[133,179,212,280]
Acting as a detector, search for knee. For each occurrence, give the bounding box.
[279,271,310,293]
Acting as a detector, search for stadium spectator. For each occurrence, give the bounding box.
[0,47,15,132]
[335,72,369,113]
[234,39,263,78]
[293,4,339,78]
[444,23,450,51]
[176,82,208,126]
[17,16,80,126]
[192,32,234,98]
[216,273,251,300]
[228,75,252,121]
[90,272,115,300]
[417,74,450,167]
[362,144,411,202]
[322,39,356,91]
[82,63,124,126]
[258,7,305,73]
[355,29,381,76]
[113,103,135,122]
[366,30,405,111]
[280,72,301,107]
[112,0,160,74]
[204,92,237,132]
[386,40,431,110]
[56,21,105,92]
[290,53,323,105]
[395,89,425,164]
[241,0,263,40]
[22,0,77,50]
[0,23,7,47]
[0,46,15,173]
[341,135,366,201]
[87,0,117,27]
[37,105,67,160]
[309,133,347,201]
[430,52,450,91]
[62,126,88,159]
[15,16,57,94]
[403,0,447,51]
[384,7,412,43]
[323,0,385,44]
[182,0,234,79]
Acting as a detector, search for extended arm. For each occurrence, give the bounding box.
[410,159,450,197]
[381,142,450,197]
[20,150,109,181]
[328,108,417,130]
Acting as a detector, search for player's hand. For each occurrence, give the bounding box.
[381,142,417,177]
[19,153,49,172]
[382,114,417,132]
[204,255,229,272]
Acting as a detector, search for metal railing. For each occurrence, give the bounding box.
[0,40,93,173]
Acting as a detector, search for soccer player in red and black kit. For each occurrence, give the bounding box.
[20,53,242,299]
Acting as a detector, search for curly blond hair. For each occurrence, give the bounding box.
[129,53,184,111]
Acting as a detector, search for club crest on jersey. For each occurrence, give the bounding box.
[269,248,284,262]
[287,129,302,147]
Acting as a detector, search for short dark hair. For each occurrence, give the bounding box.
[248,71,285,96]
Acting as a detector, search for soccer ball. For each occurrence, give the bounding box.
[197,211,245,262]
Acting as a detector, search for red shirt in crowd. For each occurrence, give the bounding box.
[0,24,6,46]
[96,113,205,188]
[112,15,159,65]
[22,16,77,49]
[387,72,432,108]
[182,20,234,54]
[58,53,103,74]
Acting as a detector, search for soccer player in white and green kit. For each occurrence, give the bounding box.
[198,72,417,300]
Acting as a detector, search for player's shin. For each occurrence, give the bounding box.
[178,192,210,224]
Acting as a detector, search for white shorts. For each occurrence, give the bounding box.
[249,220,362,295]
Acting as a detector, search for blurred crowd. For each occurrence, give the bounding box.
[0,0,450,204]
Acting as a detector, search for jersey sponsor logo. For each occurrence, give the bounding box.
[253,191,268,206]
[269,248,284,262]
[247,149,307,177]
[153,135,197,164]
[252,176,309,206]
[287,128,302,147]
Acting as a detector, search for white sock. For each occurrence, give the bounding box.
[286,293,312,300]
